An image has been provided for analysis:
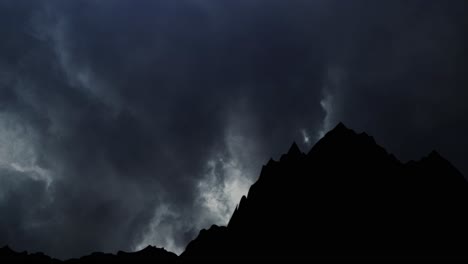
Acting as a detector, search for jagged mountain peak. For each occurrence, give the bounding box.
[308,122,390,163]
[325,122,355,137]
[279,142,304,162]
[287,141,301,155]
[181,122,468,260]
[333,121,350,131]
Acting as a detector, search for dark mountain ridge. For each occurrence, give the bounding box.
[0,245,177,263]
[2,123,467,262]
[181,122,468,260]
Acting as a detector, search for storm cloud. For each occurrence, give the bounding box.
[0,0,467,259]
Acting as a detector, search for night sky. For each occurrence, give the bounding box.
[1,0,467,259]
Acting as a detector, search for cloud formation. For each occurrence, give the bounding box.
[0,0,467,259]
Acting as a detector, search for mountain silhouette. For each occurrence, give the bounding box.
[0,245,177,263]
[2,122,468,262]
[181,122,468,261]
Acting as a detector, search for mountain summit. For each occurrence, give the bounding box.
[182,122,468,260]
[2,123,467,262]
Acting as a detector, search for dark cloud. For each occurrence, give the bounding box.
[318,0,468,173]
[0,0,467,259]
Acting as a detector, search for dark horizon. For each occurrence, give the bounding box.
[1,0,468,260]
[2,122,468,262]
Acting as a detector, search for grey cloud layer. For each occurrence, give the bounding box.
[0,0,467,259]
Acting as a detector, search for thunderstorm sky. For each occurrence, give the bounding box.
[0,0,468,259]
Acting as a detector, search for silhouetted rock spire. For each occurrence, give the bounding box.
[280,141,303,162]
[334,121,348,131]
[287,142,301,156]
